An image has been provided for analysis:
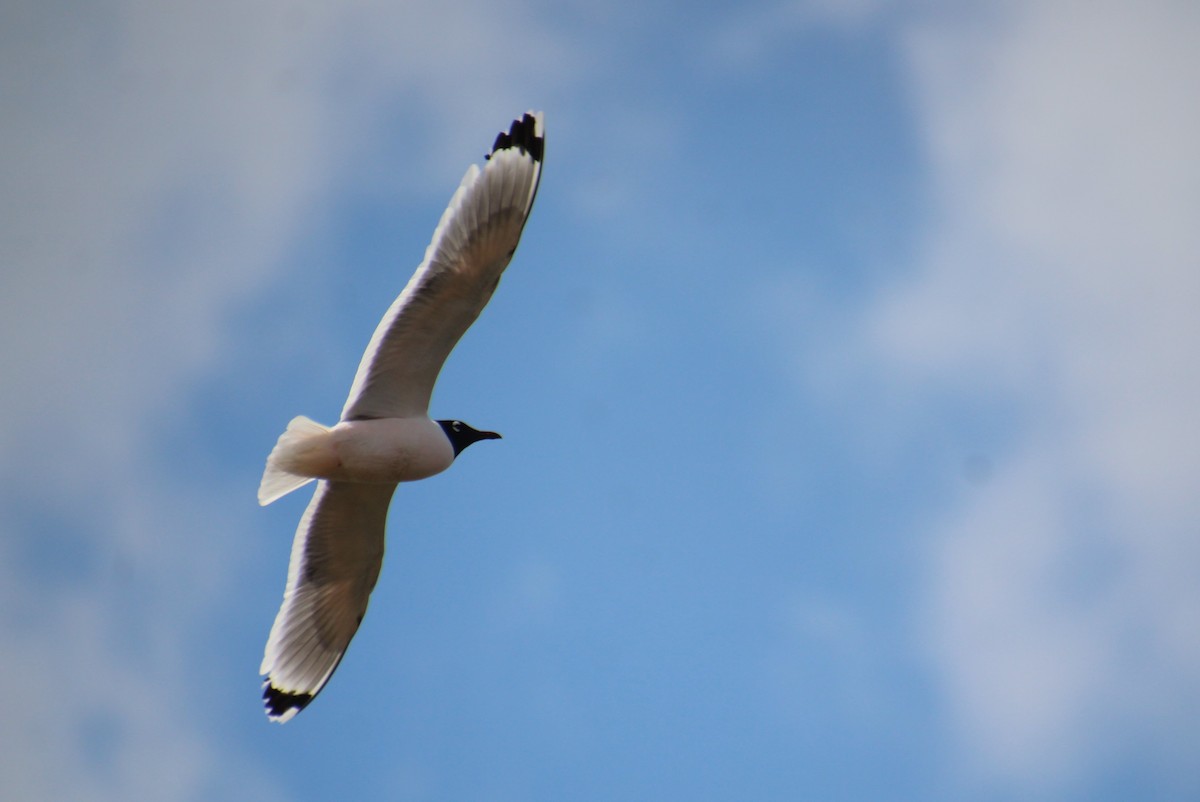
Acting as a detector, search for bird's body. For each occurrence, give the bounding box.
[260,415,455,498]
[257,112,544,723]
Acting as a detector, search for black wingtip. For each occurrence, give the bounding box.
[263,680,315,722]
[488,112,544,163]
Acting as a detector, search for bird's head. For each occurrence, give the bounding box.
[437,420,502,457]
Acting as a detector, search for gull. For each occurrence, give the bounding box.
[257,112,544,722]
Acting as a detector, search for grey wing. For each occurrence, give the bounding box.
[260,480,397,722]
[340,111,545,421]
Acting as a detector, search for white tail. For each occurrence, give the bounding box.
[258,416,333,505]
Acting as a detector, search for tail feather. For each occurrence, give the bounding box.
[258,416,332,505]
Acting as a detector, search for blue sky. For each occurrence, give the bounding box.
[3,1,1198,799]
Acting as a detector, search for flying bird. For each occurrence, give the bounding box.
[257,112,544,722]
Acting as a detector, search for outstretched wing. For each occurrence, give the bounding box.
[260,480,396,722]
[341,112,545,421]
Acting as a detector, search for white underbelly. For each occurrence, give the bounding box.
[325,417,455,483]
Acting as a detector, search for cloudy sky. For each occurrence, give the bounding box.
[2,0,1198,799]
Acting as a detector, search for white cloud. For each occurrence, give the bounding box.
[877,0,1200,792]
[922,454,1117,785]
[0,505,286,802]
[0,1,578,798]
